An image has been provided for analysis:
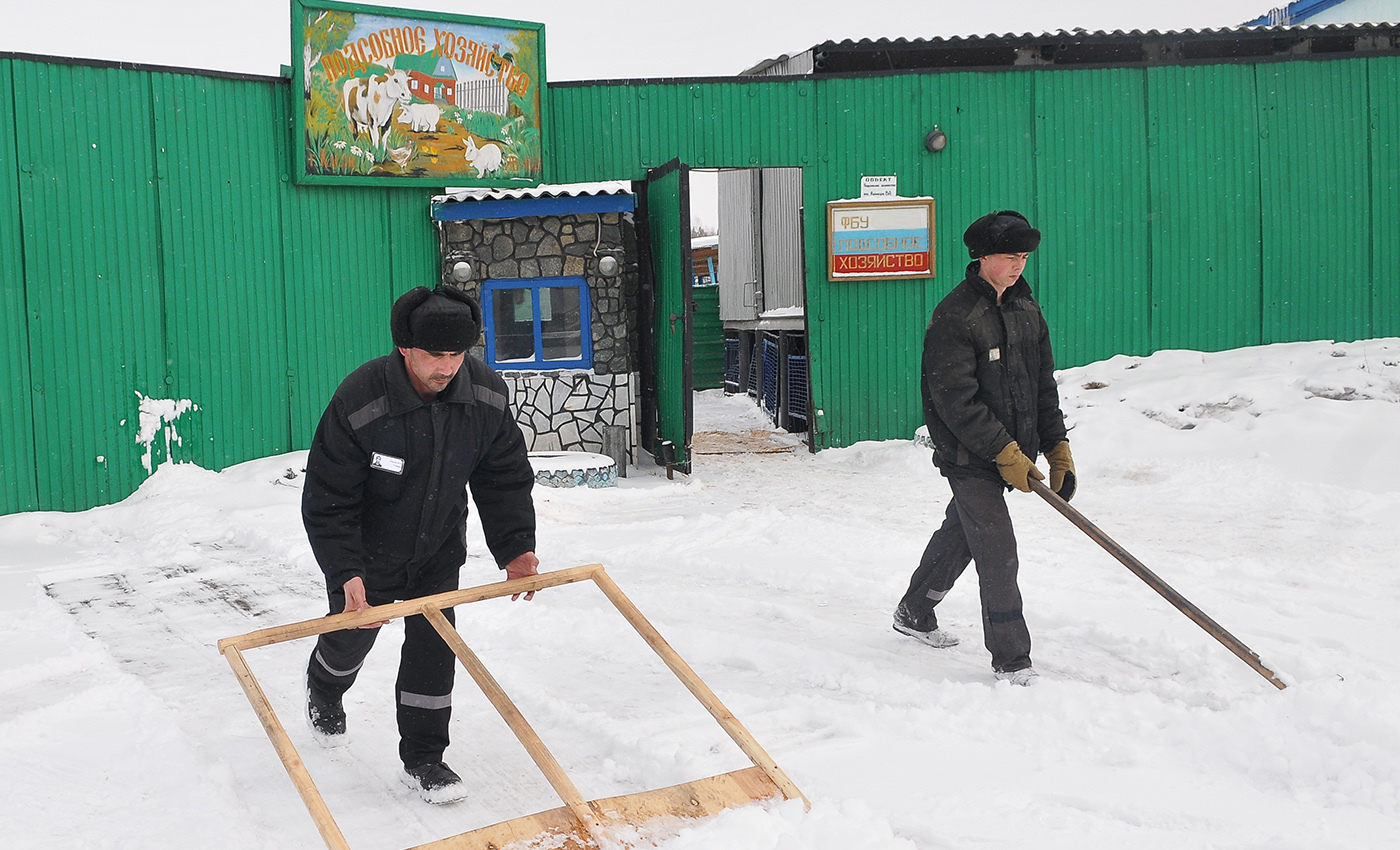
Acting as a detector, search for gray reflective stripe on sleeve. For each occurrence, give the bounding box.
[313,649,365,679]
[348,395,390,431]
[473,384,506,411]
[925,588,949,602]
[400,691,453,710]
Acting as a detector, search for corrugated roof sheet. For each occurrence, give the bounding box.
[808,23,1400,73]
[814,22,1400,50]
[435,180,632,204]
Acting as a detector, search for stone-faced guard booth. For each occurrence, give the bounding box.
[431,183,641,471]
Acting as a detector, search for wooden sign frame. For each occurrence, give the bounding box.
[217,564,807,850]
[827,197,936,281]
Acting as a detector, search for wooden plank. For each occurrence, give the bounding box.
[408,767,782,850]
[218,565,603,653]
[422,607,602,837]
[221,645,352,850]
[589,569,811,809]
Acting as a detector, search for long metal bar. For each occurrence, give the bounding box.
[589,568,811,808]
[1029,479,1287,690]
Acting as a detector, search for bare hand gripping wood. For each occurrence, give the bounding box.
[218,564,808,850]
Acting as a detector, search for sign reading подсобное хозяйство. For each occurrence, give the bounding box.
[827,198,935,281]
[292,0,544,188]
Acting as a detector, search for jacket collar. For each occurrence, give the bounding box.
[386,349,476,415]
[964,261,1033,304]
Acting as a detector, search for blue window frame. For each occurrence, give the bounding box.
[481,277,593,370]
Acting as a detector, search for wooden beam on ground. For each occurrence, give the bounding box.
[221,644,351,850]
[407,766,781,850]
[422,607,602,838]
[589,568,811,810]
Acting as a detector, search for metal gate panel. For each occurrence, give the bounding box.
[1033,67,1152,366]
[760,167,803,312]
[0,58,38,515]
[1371,56,1400,336]
[717,168,759,322]
[13,59,167,511]
[644,161,693,472]
[151,71,291,470]
[1258,60,1372,343]
[1146,64,1263,353]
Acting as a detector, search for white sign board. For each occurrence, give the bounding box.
[860,175,897,198]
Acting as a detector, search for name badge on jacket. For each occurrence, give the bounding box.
[370,452,405,475]
[987,347,1001,362]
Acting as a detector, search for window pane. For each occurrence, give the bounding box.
[540,286,583,360]
[492,288,536,362]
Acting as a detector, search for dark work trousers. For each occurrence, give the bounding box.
[307,563,461,768]
[899,475,1032,673]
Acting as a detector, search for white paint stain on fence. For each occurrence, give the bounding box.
[134,392,199,473]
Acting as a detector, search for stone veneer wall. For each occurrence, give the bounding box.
[501,371,637,457]
[438,209,641,459]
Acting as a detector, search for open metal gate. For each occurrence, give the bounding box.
[637,159,694,475]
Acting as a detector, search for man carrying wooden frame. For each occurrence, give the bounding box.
[301,284,539,803]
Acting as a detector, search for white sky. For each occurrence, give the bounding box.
[1,0,1275,81]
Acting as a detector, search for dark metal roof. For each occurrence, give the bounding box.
[811,24,1400,73]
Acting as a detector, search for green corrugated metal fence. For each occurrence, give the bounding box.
[0,57,436,514]
[0,59,37,514]
[4,51,1400,514]
[548,56,1400,451]
[691,285,724,390]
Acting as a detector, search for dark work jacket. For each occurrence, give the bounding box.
[302,350,536,594]
[922,262,1068,482]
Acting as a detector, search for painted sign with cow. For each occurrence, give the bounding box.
[292,0,544,186]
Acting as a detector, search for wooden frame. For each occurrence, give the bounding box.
[217,564,808,850]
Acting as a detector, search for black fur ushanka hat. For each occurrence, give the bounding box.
[390,285,482,352]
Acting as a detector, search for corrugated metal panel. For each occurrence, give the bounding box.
[717,168,759,321]
[151,71,290,469]
[283,183,395,449]
[276,70,440,449]
[807,74,933,448]
[13,59,167,511]
[1258,59,1372,343]
[546,78,817,180]
[645,164,693,469]
[691,284,725,389]
[1371,56,1400,335]
[742,51,815,76]
[1146,64,1263,352]
[1033,67,1152,367]
[760,167,804,310]
[0,58,39,515]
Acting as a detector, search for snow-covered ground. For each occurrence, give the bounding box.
[2,339,1399,850]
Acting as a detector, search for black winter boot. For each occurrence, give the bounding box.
[403,761,468,804]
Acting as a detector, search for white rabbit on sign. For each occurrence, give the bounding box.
[463,136,504,178]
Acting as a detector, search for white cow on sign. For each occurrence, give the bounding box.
[342,70,411,151]
[395,102,443,133]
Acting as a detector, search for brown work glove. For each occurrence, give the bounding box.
[995,442,1044,493]
[1045,440,1076,501]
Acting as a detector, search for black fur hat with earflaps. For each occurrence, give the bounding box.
[390,285,482,352]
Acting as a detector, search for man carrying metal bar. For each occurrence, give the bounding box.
[301,284,539,802]
[893,210,1075,686]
